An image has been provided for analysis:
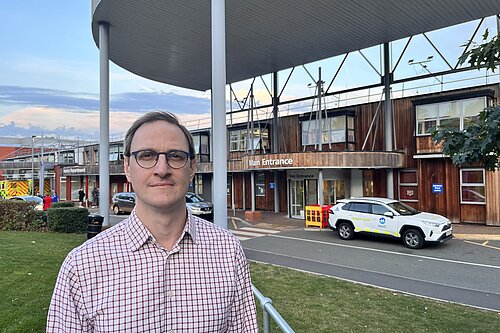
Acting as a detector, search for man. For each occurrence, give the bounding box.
[47,111,258,332]
[78,188,85,207]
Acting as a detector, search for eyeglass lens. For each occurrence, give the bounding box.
[134,150,189,169]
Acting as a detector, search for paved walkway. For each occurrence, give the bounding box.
[228,209,500,241]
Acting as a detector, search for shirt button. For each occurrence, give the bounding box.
[167,330,175,333]
[167,290,175,297]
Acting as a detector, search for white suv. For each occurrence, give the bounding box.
[328,197,452,249]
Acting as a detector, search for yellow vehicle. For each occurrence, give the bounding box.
[0,180,50,199]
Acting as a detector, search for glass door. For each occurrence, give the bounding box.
[290,180,304,218]
[305,179,318,206]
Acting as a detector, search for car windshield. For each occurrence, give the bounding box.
[186,193,204,203]
[387,201,418,216]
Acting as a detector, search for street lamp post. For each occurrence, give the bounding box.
[39,134,44,197]
[31,135,35,196]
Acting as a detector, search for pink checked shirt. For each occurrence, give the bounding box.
[47,210,258,332]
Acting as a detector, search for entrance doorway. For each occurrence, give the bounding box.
[289,179,318,218]
[290,180,304,218]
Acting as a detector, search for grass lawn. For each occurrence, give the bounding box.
[1,231,499,333]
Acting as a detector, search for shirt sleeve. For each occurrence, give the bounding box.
[46,252,91,332]
[227,241,259,332]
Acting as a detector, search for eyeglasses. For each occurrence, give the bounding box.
[129,149,193,169]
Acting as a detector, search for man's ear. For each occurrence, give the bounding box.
[124,157,132,182]
[189,159,196,179]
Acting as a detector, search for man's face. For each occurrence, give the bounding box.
[124,120,195,213]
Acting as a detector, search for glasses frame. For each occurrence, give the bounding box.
[129,149,194,169]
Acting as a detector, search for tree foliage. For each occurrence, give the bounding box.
[458,29,500,72]
[432,29,500,170]
[432,105,500,171]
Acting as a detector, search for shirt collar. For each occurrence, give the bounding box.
[124,209,199,252]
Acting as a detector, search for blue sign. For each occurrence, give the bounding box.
[379,217,386,225]
[432,184,443,193]
[269,182,275,189]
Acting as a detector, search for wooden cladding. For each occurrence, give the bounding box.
[416,136,443,154]
[486,171,500,226]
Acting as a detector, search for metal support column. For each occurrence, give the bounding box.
[99,22,110,226]
[251,171,255,211]
[383,42,394,199]
[272,72,280,213]
[212,0,227,229]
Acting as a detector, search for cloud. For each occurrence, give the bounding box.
[0,85,213,136]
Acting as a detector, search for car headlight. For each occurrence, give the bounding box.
[423,221,441,228]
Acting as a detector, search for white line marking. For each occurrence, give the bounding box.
[241,227,281,234]
[231,230,270,237]
[236,236,251,241]
[269,234,500,270]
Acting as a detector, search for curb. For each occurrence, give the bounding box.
[453,234,500,241]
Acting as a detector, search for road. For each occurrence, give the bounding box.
[241,229,500,312]
[104,212,500,311]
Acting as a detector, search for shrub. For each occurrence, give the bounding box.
[0,199,42,231]
[48,207,89,233]
[51,201,75,208]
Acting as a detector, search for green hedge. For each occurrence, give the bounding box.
[51,201,75,208]
[48,207,89,233]
[0,200,46,231]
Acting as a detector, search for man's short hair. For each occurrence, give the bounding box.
[124,111,195,158]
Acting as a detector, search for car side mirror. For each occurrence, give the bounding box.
[384,211,394,218]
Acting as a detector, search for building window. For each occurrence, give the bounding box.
[416,97,486,135]
[193,133,210,162]
[255,172,265,196]
[109,144,124,162]
[399,170,418,202]
[229,128,269,152]
[60,177,66,201]
[196,174,203,195]
[60,151,74,164]
[460,169,486,204]
[302,115,355,145]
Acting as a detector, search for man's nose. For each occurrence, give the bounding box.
[153,154,172,175]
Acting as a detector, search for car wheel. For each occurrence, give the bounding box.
[113,205,121,215]
[337,222,354,240]
[402,229,424,249]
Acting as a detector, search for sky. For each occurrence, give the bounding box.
[1,1,498,142]
[0,1,212,140]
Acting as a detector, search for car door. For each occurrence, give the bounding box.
[123,194,135,212]
[371,203,398,236]
[346,202,372,232]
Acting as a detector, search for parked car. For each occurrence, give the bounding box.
[8,195,44,211]
[111,191,213,220]
[328,197,452,249]
[111,192,136,215]
[185,192,213,220]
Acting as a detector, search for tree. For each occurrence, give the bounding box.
[432,29,500,171]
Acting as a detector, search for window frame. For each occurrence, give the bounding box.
[301,114,356,146]
[416,97,487,136]
[255,172,266,197]
[398,169,418,203]
[460,168,486,205]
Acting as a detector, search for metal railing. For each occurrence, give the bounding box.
[252,285,295,333]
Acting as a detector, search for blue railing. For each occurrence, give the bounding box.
[252,285,295,333]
